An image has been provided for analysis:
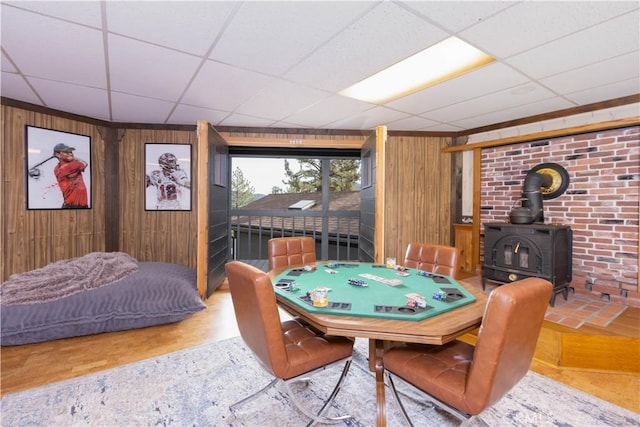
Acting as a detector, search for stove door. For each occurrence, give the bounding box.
[490,235,543,273]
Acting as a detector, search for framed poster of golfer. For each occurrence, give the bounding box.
[144,143,192,211]
[25,126,92,210]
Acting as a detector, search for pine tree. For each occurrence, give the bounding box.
[231,167,257,208]
[283,159,360,192]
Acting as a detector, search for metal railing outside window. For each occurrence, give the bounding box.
[230,208,360,262]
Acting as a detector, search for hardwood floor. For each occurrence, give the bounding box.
[2,284,639,415]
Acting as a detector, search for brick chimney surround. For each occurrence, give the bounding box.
[480,126,639,308]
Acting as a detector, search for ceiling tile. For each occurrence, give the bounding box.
[422,122,466,132]
[283,95,374,128]
[219,112,278,128]
[327,106,410,131]
[108,34,202,101]
[28,77,110,121]
[386,115,441,131]
[3,1,102,27]
[1,1,638,131]
[540,51,640,95]
[106,1,236,56]
[234,80,331,121]
[110,92,175,124]
[386,62,530,114]
[1,51,17,73]
[1,72,42,105]
[285,1,448,92]
[211,1,376,76]
[399,1,516,33]
[563,78,640,105]
[460,1,639,58]
[1,5,106,87]
[169,104,230,126]
[505,11,640,79]
[450,96,574,129]
[182,60,275,112]
[423,83,558,123]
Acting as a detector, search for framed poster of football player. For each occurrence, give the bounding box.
[144,143,192,211]
[25,125,92,210]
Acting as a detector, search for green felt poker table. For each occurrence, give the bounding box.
[272,262,476,321]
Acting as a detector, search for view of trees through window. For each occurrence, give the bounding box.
[231,157,360,208]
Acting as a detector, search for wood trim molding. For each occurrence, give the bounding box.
[442,117,640,153]
[374,125,387,264]
[224,135,365,149]
[472,148,482,272]
[196,121,209,299]
[456,94,640,136]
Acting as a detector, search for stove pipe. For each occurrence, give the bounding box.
[522,170,552,223]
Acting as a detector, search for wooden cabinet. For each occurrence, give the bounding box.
[454,224,474,273]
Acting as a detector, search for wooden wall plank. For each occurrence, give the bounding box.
[1,105,104,278]
[383,135,453,264]
[117,127,198,269]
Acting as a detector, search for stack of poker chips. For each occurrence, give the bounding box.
[406,294,427,308]
[417,270,433,277]
[432,290,448,301]
[347,278,368,287]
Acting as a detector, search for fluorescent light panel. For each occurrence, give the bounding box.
[340,37,495,104]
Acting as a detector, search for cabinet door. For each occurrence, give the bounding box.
[454,224,474,272]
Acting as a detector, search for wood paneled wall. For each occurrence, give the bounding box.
[1,105,106,280]
[118,128,198,269]
[382,135,453,263]
[0,104,199,280]
[2,103,455,282]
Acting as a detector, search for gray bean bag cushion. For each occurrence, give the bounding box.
[1,262,206,346]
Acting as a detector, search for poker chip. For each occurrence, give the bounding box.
[406,295,427,308]
[347,278,368,287]
[432,290,448,301]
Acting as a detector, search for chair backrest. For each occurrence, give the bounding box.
[225,261,288,377]
[268,236,317,271]
[464,278,552,414]
[403,242,462,278]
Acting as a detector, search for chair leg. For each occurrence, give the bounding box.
[386,372,414,427]
[462,415,490,427]
[282,359,353,426]
[305,359,352,427]
[386,372,477,425]
[229,378,278,413]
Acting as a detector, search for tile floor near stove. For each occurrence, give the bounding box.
[544,290,628,329]
[463,276,628,330]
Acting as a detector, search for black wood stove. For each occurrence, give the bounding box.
[482,222,572,306]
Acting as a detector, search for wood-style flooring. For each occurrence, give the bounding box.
[2,281,639,415]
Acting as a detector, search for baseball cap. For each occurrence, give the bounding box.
[53,143,75,153]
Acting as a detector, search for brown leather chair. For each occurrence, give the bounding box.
[383,278,552,425]
[404,242,462,279]
[268,236,317,271]
[225,261,354,425]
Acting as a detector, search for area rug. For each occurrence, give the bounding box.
[1,338,638,427]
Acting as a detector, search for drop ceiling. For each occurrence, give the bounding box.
[1,1,639,132]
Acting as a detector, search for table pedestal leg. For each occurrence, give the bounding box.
[369,339,387,427]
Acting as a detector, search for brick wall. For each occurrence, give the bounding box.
[480,126,639,307]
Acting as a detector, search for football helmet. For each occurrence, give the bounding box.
[158,153,178,171]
